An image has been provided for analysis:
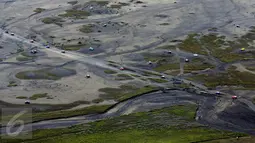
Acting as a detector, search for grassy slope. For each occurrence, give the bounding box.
[189,66,255,88]
[0,105,112,126]
[99,85,158,101]
[2,104,246,143]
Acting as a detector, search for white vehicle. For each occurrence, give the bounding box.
[10,33,14,36]
[30,40,34,43]
[89,47,94,51]
[25,100,30,104]
[161,75,165,79]
[90,6,93,10]
[86,74,91,78]
[148,61,152,65]
[167,50,172,54]
[103,24,107,27]
[193,54,198,57]
[216,91,220,95]
[185,58,189,62]
[30,49,37,54]
[61,50,66,53]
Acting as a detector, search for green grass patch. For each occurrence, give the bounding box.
[184,58,215,72]
[205,136,255,143]
[33,105,111,123]
[91,1,109,6]
[159,23,170,26]
[110,4,122,9]
[63,44,86,51]
[15,68,76,80]
[104,70,117,74]
[131,74,141,77]
[178,33,207,55]
[165,70,180,76]
[42,17,64,27]
[2,104,246,143]
[34,8,46,13]
[16,70,59,80]
[67,1,78,5]
[142,71,161,76]
[16,56,33,61]
[148,78,168,83]
[29,93,49,100]
[59,10,90,19]
[118,85,157,101]
[92,98,104,103]
[16,96,27,99]
[247,67,255,71]
[143,53,172,62]
[8,81,18,87]
[115,74,134,80]
[79,24,94,33]
[1,105,112,127]
[188,67,255,88]
[154,63,180,72]
[99,85,157,101]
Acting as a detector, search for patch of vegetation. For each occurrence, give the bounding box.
[16,96,27,99]
[178,33,206,55]
[143,53,171,62]
[148,78,168,83]
[159,23,170,26]
[118,85,157,101]
[104,70,117,74]
[115,74,134,80]
[205,136,255,143]
[131,74,141,77]
[15,68,76,80]
[110,4,122,9]
[92,98,104,103]
[118,2,129,6]
[184,58,215,72]
[34,8,46,13]
[142,71,161,76]
[1,105,112,127]
[2,104,246,143]
[29,93,49,100]
[99,85,157,101]
[177,31,255,63]
[63,44,86,51]
[165,70,180,76]
[67,1,78,5]
[188,67,255,88]
[154,63,180,72]
[32,105,112,122]
[7,81,18,87]
[42,17,64,27]
[247,67,255,71]
[91,1,109,6]
[157,45,176,49]
[59,10,90,19]
[16,56,33,61]
[79,24,94,33]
